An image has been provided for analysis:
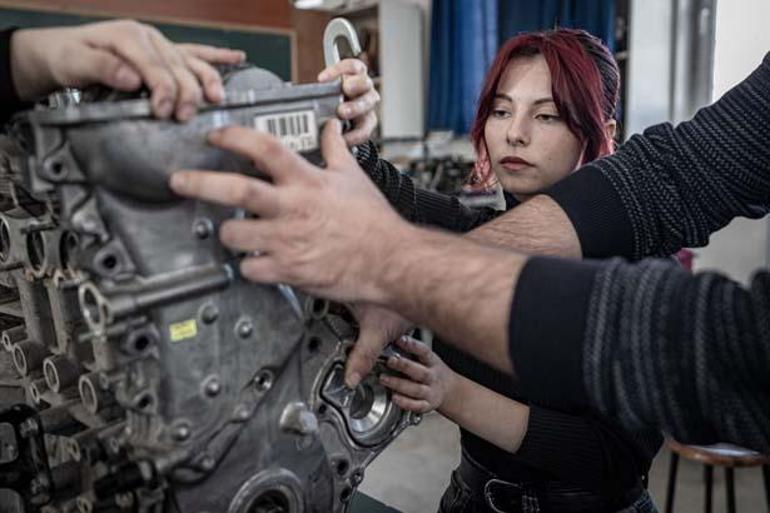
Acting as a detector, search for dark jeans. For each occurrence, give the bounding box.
[438,455,659,513]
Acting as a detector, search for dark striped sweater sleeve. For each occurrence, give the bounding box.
[513,257,770,452]
[510,53,770,452]
[355,141,503,232]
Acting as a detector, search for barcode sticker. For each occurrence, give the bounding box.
[254,110,319,152]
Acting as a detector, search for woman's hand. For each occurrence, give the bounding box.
[379,336,458,414]
[318,58,379,145]
[11,20,245,120]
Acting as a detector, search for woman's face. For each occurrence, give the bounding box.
[483,54,585,200]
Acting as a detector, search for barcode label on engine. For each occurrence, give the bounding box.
[254,110,318,152]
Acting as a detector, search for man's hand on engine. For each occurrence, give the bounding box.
[10,20,246,120]
[346,304,413,388]
[170,120,414,300]
[318,59,379,145]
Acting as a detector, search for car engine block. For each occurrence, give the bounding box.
[0,65,413,513]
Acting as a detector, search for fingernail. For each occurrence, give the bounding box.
[330,118,342,134]
[169,172,188,192]
[339,105,352,118]
[346,372,361,388]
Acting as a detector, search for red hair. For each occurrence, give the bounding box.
[470,29,619,187]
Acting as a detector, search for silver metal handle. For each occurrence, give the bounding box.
[323,18,362,67]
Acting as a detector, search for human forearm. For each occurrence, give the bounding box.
[510,255,770,452]
[375,224,525,375]
[584,261,770,451]
[1,29,28,124]
[466,194,582,257]
[10,28,61,101]
[439,373,529,453]
[6,21,245,121]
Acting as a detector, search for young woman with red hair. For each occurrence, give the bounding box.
[355,29,660,512]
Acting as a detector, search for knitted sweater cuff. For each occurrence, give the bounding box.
[509,256,604,409]
[544,165,635,259]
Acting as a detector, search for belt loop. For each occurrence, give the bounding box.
[485,478,542,513]
[484,479,510,513]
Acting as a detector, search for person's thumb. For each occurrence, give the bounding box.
[345,324,387,388]
[321,119,356,170]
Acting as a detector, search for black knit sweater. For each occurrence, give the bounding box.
[355,142,662,497]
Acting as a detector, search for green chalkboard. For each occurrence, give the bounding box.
[0,7,293,81]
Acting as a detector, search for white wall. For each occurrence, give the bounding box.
[379,0,425,138]
[692,0,770,284]
[626,0,674,136]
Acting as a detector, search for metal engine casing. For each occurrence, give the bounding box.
[0,66,413,513]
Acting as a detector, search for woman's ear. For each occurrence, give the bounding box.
[605,119,617,141]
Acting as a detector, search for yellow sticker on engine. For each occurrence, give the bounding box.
[169,319,198,342]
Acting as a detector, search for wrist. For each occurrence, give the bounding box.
[437,371,468,417]
[11,28,55,101]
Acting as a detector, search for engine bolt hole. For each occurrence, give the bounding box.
[200,303,219,324]
[254,369,274,392]
[50,160,66,178]
[335,458,349,476]
[307,336,321,353]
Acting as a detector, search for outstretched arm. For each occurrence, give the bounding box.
[2,21,245,124]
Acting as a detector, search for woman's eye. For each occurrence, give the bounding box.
[491,109,510,119]
[536,113,561,123]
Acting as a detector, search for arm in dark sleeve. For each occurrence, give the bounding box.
[544,52,770,259]
[516,406,660,495]
[1,29,28,125]
[510,256,770,453]
[355,141,503,233]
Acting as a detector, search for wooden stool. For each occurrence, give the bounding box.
[665,439,770,513]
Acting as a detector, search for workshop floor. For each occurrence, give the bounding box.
[360,413,768,513]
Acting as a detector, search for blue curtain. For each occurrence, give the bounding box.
[427,0,498,134]
[498,0,615,51]
[427,0,615,134]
